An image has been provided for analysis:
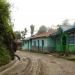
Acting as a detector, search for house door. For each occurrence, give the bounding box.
[28,41,29,51]
[42,40,44,52]
[38,40,39,52]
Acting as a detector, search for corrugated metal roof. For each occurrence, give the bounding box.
[50,25,73,36]
[23,37,31,40]
[60,25,72,32]
[72,23,75,28]
[65,23,75,32]
[23,24,75,40]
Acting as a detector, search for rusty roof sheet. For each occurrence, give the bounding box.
[31,32,52,39]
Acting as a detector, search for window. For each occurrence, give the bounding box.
[68,34,75,44]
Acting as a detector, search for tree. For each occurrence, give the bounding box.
[30,24,34,36]
[48,27,56,33]
[21,28,27,39]
[57,19,70,29]
[14,31,21,39]
[38,25,47,34]
[24,28,27,35]
[62,19,70,26]
[57,20,71,56]
[62,19,70,56]
[0,0,16,66]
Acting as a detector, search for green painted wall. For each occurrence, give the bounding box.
[66,33,75,53]
[66,44,75,52]
[54,36,62,52]
[68,44,75,52]
[22,40,29,50]
[47,37,54,47]
[22,29,75,53]
[47,37,55,52]
[22,40,32,51]
[32,37,48,52]
[31,37,55,52]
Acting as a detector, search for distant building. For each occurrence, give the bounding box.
[51,24,75,53]
[21,24,75,53]
[21,32,55,53]
[31,32,55,53]
[65,24,75,53]
[22,37,31,51]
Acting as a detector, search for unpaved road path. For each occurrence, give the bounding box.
[1,51,75,75]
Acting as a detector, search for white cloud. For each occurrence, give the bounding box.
[9,0,75,37]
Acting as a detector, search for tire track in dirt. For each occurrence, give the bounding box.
[2,51,75,75]
[32,58,42,75]
[21,58,32,75]
[1,58,31,75]
[22,57,42,75]
[1,57,43,75]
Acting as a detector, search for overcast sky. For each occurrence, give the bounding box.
[9,0,75,37]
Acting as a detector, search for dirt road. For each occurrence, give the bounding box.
[1,51,75,75]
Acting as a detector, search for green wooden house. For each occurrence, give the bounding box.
[65,24,75,53]
[22,37,32,51]
[21,24,75,54]
[31,32,55,53]
[51,24,75,53]
[22,32,55,53]
[52,25,71,52]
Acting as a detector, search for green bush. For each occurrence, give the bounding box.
[0,46,11,66]
[0,0,15,67]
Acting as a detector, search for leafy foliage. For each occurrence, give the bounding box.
[30,24,34,36]
[0,45,11,66]
[14,31,21,39]
[21,28,27,39]
[0,0,16,66]
[38,25,47,34]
